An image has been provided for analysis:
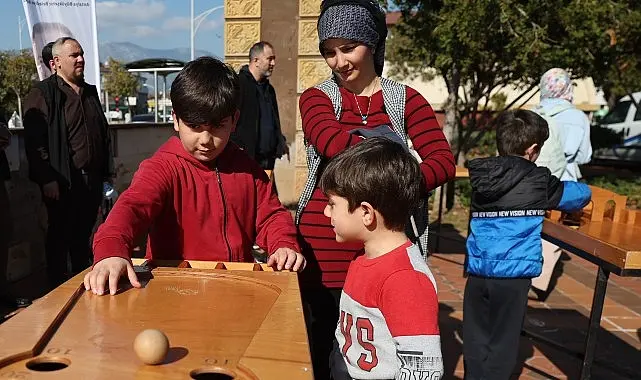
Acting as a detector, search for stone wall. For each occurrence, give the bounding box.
[110,123,175,193]
[3,123,175,283]
[295,0,328,196]
[223,0,330,199]
[3,131,46,283]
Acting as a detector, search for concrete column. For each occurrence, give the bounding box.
[224,0,262,70]
[260,0,298,144]
[294,0,330,197]
[223,0,331,200]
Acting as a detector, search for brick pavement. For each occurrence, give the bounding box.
[430,250,641,380]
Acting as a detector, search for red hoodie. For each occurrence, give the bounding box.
[93,136,299,264]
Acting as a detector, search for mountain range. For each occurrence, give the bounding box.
[98,42,219,64]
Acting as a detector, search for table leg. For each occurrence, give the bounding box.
[580,266,610,380]
[434,185,445,252]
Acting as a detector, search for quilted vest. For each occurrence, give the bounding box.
[295,77,430,258]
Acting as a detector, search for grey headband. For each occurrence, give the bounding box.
[317,4,386,76]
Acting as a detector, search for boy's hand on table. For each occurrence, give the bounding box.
[267,248,306,272]
[84,257,142,296]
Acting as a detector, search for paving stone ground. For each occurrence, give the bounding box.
[431,227,641,380]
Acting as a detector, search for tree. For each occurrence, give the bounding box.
[0,50,38,118]
[102,58,139,105]
[389,1,620,159]
[384,0,640,209]
[593,3,641,107]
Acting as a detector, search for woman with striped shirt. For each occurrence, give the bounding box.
[297,0,456,377]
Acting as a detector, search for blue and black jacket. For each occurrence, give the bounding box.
[466,156,591,278]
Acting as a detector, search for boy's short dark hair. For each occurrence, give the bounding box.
[320,137,425,231]
[495,109,549,156]
[41,42,54,68]
[170,57,240,127]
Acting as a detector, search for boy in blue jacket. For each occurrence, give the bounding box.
[463,109,591,379]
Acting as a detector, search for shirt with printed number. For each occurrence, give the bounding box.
[335,241,443,379]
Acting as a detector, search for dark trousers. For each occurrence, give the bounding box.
[0,181,11,296]
[463,275,530,380]
[302,287,342,380]
[44,170,102,289]
[329,339,351,380]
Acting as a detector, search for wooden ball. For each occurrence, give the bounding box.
[133,329,169,365]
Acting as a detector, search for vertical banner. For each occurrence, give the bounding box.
[22,0,100,93]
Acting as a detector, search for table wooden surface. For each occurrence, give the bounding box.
[543,219,641,272]
[455,166,469,179]
[0,261,312,379]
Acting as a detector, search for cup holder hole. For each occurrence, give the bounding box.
[25,357,70,372]
[190,368,235,380]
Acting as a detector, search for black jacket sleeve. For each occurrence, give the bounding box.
[89,85,114,180]
[0,113,10,180]
[270,84,287,157]
[23,88,58,186]
[546,170,565,210]
[231,73,258,158]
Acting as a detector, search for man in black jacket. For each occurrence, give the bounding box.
[231,41,287,171]
[23,37,112,289]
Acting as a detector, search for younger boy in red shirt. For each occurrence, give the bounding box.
[321,137,443,379]
[84,57,304,296]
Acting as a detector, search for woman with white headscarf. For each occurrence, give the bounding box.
[531,68,593,299]
[534,68,593,181]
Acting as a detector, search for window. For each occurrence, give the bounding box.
[601,100,631,124]
[634,103,641,121]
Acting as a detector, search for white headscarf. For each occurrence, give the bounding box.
[540,68,573,102]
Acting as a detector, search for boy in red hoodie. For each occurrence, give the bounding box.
[84,57,304,296]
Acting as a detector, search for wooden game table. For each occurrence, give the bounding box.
[0,260,313,379]
[542,219,641,380]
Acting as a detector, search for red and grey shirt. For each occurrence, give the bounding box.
[335,241,443,379]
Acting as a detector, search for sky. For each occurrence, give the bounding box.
[1,0,224,56]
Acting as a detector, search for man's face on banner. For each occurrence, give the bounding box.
[54,40,85,83]
[31,22,74,80]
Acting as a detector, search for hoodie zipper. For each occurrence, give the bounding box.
[215,166,233,261]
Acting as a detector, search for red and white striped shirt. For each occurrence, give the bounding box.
[298,86,456,289]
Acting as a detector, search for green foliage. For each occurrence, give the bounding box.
[466,130,497,160]
[0,50,38,115]
[103,58,138,98]
[590,2,641,105]
[455,179,472,209]
[384,0,641,161]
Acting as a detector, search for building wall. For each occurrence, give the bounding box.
[223,0,261,72]
[3,132,47,283]
[295,0,329,196]
[3,124,175,283]
[223,0,331,198]
[261,0,299,144]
